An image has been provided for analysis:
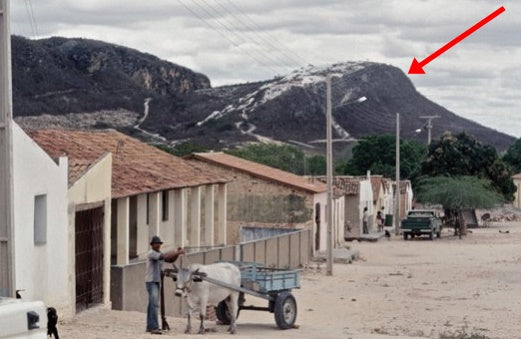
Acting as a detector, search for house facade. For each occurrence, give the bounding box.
[67,154,112,313]
[399,180,414,221]
[329,176,373,239]
[30,129,229,314]
[513,173,521,209]
[30,130,229,266]
[187,152,342,253]
[12,124,71,316]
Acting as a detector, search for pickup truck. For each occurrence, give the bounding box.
[0,298,47,338]
[401,210,442,240]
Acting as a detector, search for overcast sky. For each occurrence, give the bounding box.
[9,0,521,138]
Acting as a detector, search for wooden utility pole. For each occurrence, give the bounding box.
[325,75,333,276]
[394,113,400,236]
[0,0,15,297]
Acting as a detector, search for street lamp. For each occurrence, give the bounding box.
[418,115,440,145]
[325,75,367,276]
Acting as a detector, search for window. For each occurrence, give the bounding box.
[34,194,47,245]
[162,191,169,221]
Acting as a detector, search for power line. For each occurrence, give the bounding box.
[224,0,309,66]
[201,0,303,69]
[24,0,39,38]
[189,0,290,72]
[177,0,282,75]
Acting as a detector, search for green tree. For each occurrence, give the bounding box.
[421,132,516,201]
[415,176,503,237]
[503,138,521,173]
[342,135,426,180]
[226,143,326,175]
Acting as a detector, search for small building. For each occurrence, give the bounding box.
[327,176,373,239]
[187,152,342,254]
[513,173,521,209]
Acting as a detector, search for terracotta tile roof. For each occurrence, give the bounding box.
[399,180,411,194]
[190,152,327,194]
[369,176,384,201]
[315,176,360,196]
[513,173,521,180]
[28,129,228,198]
[68,157,95,185]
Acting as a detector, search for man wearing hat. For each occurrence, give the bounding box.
[146,235,185,334]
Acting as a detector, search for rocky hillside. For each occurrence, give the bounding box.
[12,36,515,151]
[12,35,210,116]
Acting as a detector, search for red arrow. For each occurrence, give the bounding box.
[409,6,506,74]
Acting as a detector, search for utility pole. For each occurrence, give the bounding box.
[325,75,333,276]
[419,115,440,145]
[0,0,15,297]
[394,113,400,236]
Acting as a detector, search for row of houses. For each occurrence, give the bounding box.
[316,174,413,239]
[12,123,413,319]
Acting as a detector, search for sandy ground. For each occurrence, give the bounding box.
[59,221,521,339]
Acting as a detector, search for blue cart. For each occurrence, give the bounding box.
[206,261,300,330]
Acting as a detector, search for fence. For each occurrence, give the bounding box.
[110,229,310,317]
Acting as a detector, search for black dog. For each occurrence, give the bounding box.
[47,307,59,339]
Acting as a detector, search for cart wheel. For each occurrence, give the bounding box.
[274,292,297,329]
[215,300,239,325]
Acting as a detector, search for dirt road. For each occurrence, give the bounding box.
[60,222,521,338]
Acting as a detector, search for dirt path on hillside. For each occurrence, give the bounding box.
[59,222,521,339]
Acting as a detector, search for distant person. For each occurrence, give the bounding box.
[376,211,384,232]
[362,207,369,234]
[146,236,185,334]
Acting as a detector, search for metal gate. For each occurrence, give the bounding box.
[75,207,104,312]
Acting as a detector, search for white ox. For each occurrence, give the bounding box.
[174,262,241,334]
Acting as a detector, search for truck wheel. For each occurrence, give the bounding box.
[436,231,441,238]
[274,292,297,329]
[403,233,408,240]
[429,231,434,240]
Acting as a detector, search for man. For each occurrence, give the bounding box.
[146,235,185,334]
[362,207,369,234]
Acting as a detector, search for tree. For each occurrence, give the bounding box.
[415,176,504,237]
[503,138,521,173]
[342,135,427,180]
[421,132,516,201]
[155,141,208,157]
[226,143,326,175]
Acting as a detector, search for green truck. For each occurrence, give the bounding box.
[401,210,442,240]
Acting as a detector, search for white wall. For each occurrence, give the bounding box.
[68,153,112,315]
[359,179,373,233]
[12,124,70,316]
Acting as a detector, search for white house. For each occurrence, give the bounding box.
[12,123,71,316]
[327,176,373,239]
